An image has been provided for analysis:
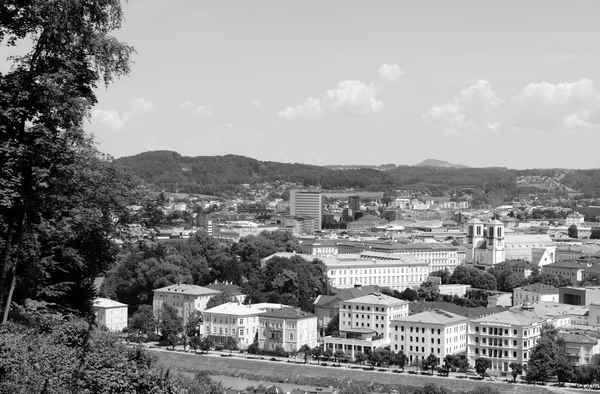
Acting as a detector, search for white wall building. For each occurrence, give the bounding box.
[93,298,128,332]
[153,283,220,326]
[203,302,264,350]
[290,189,323,234]
[258,307,318,353]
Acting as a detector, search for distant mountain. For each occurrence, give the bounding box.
[414,159,469,169]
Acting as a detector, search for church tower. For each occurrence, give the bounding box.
[466,218,484,265]
[486,219,505,266]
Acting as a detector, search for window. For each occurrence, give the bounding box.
[290,333,294,340]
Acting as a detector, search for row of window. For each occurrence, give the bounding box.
[330,267,430,276]
[473,326,537,336]
[473,347,527,359]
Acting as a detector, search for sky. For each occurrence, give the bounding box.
[5,1,600,169]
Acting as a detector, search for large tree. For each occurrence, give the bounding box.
[0,0,135,322]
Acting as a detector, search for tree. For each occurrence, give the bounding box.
[509,362,524,382]
[206,291,235,309]
[568,224,579,239]
[401,288,418,301]
[185,310,203,337]
[354,351,367,365]
[199,336,214,354]
[166,332,179,350]
[324,313,339,336]
[590,228,600,240]
[423,354,440,375]
[299,344,311,364]
[413,384,450,394]
[429,269,451,284]
[158,303,183,339]
[0,0,135,323]
[394,351,408,371]
[555,357,574,386]
[223,336,238,354]
[474,357,491,379]
[526,324,564,383]
[246,332,260,355]
[312,345,323,363]
[129,305,157,335]
[418,281,440,301]
[334,349,346,363]
[189,336,202,353]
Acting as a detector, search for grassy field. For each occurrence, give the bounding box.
[152,349,566,394]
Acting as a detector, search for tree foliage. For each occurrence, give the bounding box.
[474,357,491,378]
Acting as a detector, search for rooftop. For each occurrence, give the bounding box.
[261,307,316,319]
[93,298,127,308]
[204,302,264,316]
[514,283,559,294]
[154,283,221,296]
[393,309,468,325]
[346,292,409,306]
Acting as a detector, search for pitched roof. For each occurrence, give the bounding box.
[393,309,468,325]
[472,309,552,326]
[153,283,221,296]
[93,298,127,308]
[409,301,509,319]
[205,282,243,295]
[204,302,264,316]
[347,292,409,306]
[514,283,559,294]
[260,306,315,319]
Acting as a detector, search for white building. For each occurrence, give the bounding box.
[513,283,559,306]
[258,307,318,353]
[93,298,128,332]
[203,302,264,350]
[566,213,585,226]
[290,189,323,234]
[391,309,469,363]
[153,283,220,326]
[324,293,409,358]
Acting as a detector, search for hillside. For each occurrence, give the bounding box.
[414,159,469,168]
[114,150,600,199]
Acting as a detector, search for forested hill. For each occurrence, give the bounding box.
[115,150,600,198]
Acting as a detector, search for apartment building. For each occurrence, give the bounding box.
[324,293,409,358]
[391,309,469,363]
[466,305,560,374]
[258,307,318,353]
[203,302,264,349]
[153,283,220,326]
[320,254,429,291]
[290,189,323,234]
[512,283,559,306]
[543,260,591,284]
[93,298,128,332]
[313,285,379,329]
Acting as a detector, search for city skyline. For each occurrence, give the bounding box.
[5,1,600,169]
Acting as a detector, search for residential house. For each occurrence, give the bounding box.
[391,309,469,363]
[205,281,246,303]
[258,307,318,353]
[542,260,592,285]
[93,298,128,332]
[513,283,559,306]
[313,285,379,329]
[153,283,220,326]
[203,302,264,350]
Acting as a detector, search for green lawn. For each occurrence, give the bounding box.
[152,349,562,394]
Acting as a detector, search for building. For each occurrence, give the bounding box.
[566,213,586,226]
[323,293,409,358]
[513,283,559,306]
[93,298,128,332]
[319,254,429,291]
[258,307,318,353]
[466,304,562,374]
[290,189,323,234]
[299,239,339,256]
[560,286,600,306]
[153,283,221,326]
[205,281,246,304]
[203,302,264,349]
[391,309,468,363]
[543,260,592,285]
[313,285,379,329]
[562,332,600,366]
[556,245,600,261]
[348,195,361,213]
[493,260,535,278]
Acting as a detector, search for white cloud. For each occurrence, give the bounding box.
[279,64,402,121]
[424,78,600,135]
[91,109,129,131]
[249,99,262,107]
[422,79,502,135]
[378,64,404,82]
[181,101,213,118]
[510,78,600,130]
[129,97,154,112]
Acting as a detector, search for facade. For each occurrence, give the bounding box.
[299,239,339,256]
[153,284,221,326]
[543,260,591,284]
[466,305,561,374]
[323,293,409,358]
[566,213,586,226]
[203,302,264,349]
[93,298,128,332]
[258,307,318,353]
[562,332,600,366]
[320,254,429,290]
[348,195,361,213]
[512,283,559,306]
[313,285,379,329]
[290,189,323,234]
[205,281,246,304]
[391,309,469,363]
[560,286,600,306]
[493,260,535,278]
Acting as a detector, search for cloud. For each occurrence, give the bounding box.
[91,109,129,130]
[510,78,600,130]
[129,97,154,112]
[249,99,262,107]
[422,79,502,135]
[91,97,154,131]
[279,64,402,121]
[181,101,213,118]
[224,123,234,129]
[378,64,405,82]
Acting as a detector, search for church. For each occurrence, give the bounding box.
[465,218,556,269]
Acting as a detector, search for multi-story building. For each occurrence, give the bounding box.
[202,302,264,349]
[313,285,379,329]
[513,283,559,306]
[391,309,469,363]
[93,298,128,332]
[153,283,220,326]
[323,292,409,358]
[258,307,318,353]
[562,332,600,366]
[348,195,361,214]
[466,304,562,374]
[543,260,592,284]
[560,286,600,306]
[493,260,535,278]
[299,239,339,256]
[290,189,323,234]
[320,254,429,291]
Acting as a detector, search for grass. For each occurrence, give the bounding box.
[152,350,560,394]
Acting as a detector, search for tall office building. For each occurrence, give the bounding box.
[348,195,361,213]
[290,189,323,234]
